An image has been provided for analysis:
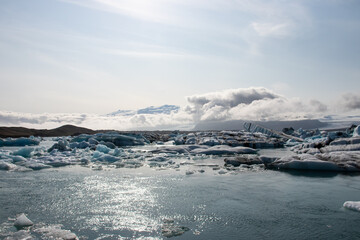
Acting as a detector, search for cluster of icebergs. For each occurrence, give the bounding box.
[0,213,78,240]
[0,125,359,173]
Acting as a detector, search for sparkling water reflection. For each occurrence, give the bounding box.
[0,166,360,239]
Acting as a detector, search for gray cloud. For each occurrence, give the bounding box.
[309,99,328,112]
[341,93,360,110]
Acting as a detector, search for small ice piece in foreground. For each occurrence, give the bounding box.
[34,225,78,240]
[185,170,195,175]
[162,219,190,238]
[218,169,227,175]
[343,201,360,212]
[0,161,18,171]
[14,213,33,228]
[4,230,33,240]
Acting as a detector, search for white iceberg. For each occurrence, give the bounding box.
[343,201,360,212]
[14,213,33,229]
[190,145,257,155]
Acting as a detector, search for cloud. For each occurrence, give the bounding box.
[309,99,328,112]
[341,93,360,110]
[251,22,292,38]
[1,88,356,131]
[186,87,280,121]
[185,87,331,122]
[0,110,194,131]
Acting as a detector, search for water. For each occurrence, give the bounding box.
[1,165,359,239]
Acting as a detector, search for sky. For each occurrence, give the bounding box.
[0,0,359,130]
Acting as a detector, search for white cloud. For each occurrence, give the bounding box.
[251,22,292,38]
[5,87,360,131]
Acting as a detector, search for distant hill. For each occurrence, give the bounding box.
[194,119,329,131]
[0,125,97,138]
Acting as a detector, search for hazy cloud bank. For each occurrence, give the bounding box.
[0,87,357,130]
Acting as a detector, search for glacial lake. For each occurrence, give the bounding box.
[1,157,360,240]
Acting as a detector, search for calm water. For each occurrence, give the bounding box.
[0,165,359,240]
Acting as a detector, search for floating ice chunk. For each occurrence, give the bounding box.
[96,144,111,154]
[10,155,27,163]
[99,141,116,149]
[48,139,70,152]
[218,169,227,174]
[224,156,262,166]
[151,145,198,154]
[0,137,40,147]
[259,156,278,164]
[265,154,355,171]
[162,219,189,238]
[114,159,143,168]
[343,201,360,212]
[88,137,98,145]
[14,213,33,229]
[285,139,300,147]
[23,161,51,170]
[353,125,360,137]
[321,143,360,153]
[315,151,360,171]
[198,137,220,146]
[185,170,195,175]
[191,145,257,155]
[330,137,360,146]
[112,147,126,157]
[4,230,33,240]
[92,165,103,171]
[0,160,18,171]
[148,156,168,162]
[12,147,34,158]
[34,225,78,240]
[97,153,121,163]
[94,132,148,146]
[69,141,90,149]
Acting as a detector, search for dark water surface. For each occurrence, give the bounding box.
[1,166,359,239]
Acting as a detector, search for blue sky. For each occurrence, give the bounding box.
[0,0,359,129]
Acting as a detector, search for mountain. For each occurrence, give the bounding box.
[107,105,180,116]
[0,125,96,138]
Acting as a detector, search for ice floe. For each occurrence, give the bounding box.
[265,153,360,172]
[1,125,360,173]
[161,219,190,238]
[190,145,257,155]
[343,201,360,212]
[224,155,262,166]
[0,137,40,147]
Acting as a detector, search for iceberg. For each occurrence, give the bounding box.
[0,160,18,171]
[0,137,40,147]
[95,144,111,154]
[34,224,78,240]
[12,147,34,158]
[353,125,360,137]
[14,213,33,229]
[190,145,257,155]
[343,201,360,212]
[265,153,360,172]
[224,155,262,166]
